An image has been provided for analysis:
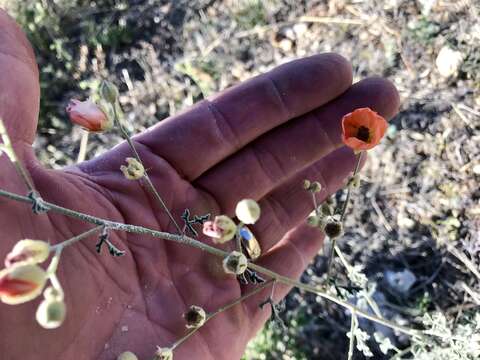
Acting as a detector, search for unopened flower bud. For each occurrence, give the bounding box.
[303,179,311,190]
[309,181,322,193]
[235,199,261,224]
[202,215,237,243]
[307,214,320,227]
[117,352,138,360]
[153,347,173,360]
[348,175,361,188]
[66,99,113,132]
[320,203,332,216]
[223,251,248,275]
[0,264,47,305]
[183,305,206,328]
[5,239,50,267]
[120,158,145,180]
[322,217,344,239]
[99,80,119,104]
[36,297,66,329]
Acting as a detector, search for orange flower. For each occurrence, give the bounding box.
[0,264,47,305]
[66,99,112,132]
[341,108,388,151]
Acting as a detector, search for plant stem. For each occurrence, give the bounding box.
[339,151,363,222]
[0,119,36,192]
[390,346,412,360]
[50,226,104,252]
[172,279,275,350]
[113,106,183,235]
[334,245,382,317]
[326,151,363,280]
[246,262,421,339]
[312,191,319,215]
[347,311,357,360]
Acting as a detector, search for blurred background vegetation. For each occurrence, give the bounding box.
[1,0,479,359]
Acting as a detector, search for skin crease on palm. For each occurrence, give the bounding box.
[0,9,400,360]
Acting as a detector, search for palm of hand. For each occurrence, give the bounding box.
[0,10,399,360]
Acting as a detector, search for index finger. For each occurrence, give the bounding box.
[136,53,352,180]
[0,9,40,144]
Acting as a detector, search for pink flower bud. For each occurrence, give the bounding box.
[66,99,112,132]
[5,239,50,268]
[202,215,237,243]
[0,264,47,305]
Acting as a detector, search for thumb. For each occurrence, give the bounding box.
[0,9,40,144]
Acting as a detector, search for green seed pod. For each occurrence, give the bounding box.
[307,215,320,227]
[36,298,66,329]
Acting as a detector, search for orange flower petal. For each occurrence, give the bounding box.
[0,264,47,305]
[341,107,388,151]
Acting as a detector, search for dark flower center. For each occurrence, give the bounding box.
[324,220,343,239]
[356,126,370,142]
[186,310,202,324]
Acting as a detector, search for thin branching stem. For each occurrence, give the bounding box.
[347,311,357,360]
[340,151,363,222]
[312,191,319,216]
[326,151,363,280]
[172,279,275,350]
[50,225,104,252]
[0,187,422,338]
[113,106,184,235]
[334,245,382,317]
[0,119,36,192]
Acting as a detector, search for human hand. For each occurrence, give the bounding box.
[0,10,399,360]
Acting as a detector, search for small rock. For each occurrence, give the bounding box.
[293,23,308,36]
[472,164,480,175]
[278,38,293,52]
[435,46,463,77]
[385,269,417,294]
[398,216,415,229]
